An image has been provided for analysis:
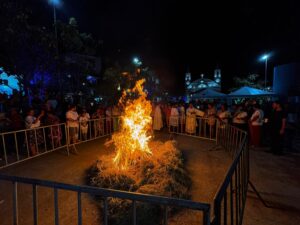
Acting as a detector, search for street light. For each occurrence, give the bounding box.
[48,0,61,41]
[132,57,142,66]
[260,54,270,89]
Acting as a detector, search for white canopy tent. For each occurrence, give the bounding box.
[228,86,275,97]
[192,88,227,99]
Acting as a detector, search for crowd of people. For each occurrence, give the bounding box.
[152,100,289,155]
[0,92,122,158]
[0,91,295,160]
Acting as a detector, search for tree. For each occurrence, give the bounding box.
[0,1,102,96]
[231,74,265,91]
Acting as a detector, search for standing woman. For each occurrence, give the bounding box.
[249,104,264,147]
[206,103,217,137]
[153,103,163,131]
[25,109,45,156]
[169,104,179,132]
[186,104,197,134]
[66,105,79,145]
[79,108,90,141]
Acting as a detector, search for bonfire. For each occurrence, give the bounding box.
[111,79,152,169]
[87,79,192,225]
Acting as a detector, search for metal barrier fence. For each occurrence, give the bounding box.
[0,117,250,225]
[170,118,249,225]
[169,116,217,140]
[212,124,249,225]
[0,123,68,169]
[216,122,248,158]
[0,117,119,169]
[0,174,211,225]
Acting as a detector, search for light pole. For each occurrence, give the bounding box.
[132,57,142,76]
[48,0,61,92]
[133,57,142,67]
[48,0,61,43]
[260,54,270,89]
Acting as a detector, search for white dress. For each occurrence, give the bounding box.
[179,106,185,125]
[79,113,90,133]
[169,107,179,127]
[153,106,163,130]
[186,108,197,134]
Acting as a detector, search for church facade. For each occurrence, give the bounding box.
[185,68,222,100]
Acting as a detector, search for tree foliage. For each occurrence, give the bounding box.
[232,74,265,90]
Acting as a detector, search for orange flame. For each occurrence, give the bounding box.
[112,79,152,169]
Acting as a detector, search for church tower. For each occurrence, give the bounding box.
[214,68,221,84]
[185,70,191,88]
[185,68,192,102]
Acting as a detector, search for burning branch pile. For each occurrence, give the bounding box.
[86,80,192,225]
[112,79,152,169]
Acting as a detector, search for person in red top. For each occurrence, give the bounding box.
[163,104,171,128]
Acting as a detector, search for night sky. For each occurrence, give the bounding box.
[23,0,300,94]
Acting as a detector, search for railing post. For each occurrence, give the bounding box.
[14,133,19,161]
[24,131,30,158]
[34,129,39,154]
[2,134,8,165]
[132,200,137,225]
[32,184,38,225]
[103,197,108,225]
[203,206,210,225]
[213,199,220,225]
[163,206,168,225]
[65,124,70,156]
[42,127,47,152]
[77,192,82,225]
[54,188,59,225]
[13,181,19,225]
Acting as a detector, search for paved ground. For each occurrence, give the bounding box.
[243,148,300,225]
[0,133,231,225]
[0,132,300,225]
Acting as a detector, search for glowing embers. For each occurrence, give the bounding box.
[111,79,152,169]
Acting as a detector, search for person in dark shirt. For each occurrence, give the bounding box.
[269,101,287,155]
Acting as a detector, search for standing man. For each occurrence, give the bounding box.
[269,101,286,155]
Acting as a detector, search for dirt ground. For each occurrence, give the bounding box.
[1,133,299,225]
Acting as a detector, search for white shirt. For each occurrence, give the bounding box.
[66,110,79,127]
[170,107,179,117]
[25,115,40,129]
[79,113,90,127]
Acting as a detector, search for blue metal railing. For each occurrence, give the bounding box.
[212,124,249,225]
[0,174,211,225]
[0,119,250,225]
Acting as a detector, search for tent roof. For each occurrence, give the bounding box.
[193,88,227,98]
[228,86,274,97]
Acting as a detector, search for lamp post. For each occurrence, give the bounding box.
[260,54,270,89]
[48,0,61,92]
[48,0,61,43]
[132,57,142,76]
[133,57,142,67]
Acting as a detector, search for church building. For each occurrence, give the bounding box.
[185,68,222,100]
